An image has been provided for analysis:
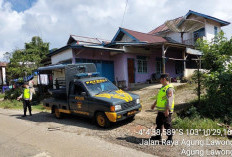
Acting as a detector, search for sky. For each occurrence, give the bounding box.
[0,0,232,60]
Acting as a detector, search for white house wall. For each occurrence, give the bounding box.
[2,67,6,85]
[205,21,221,41]
[163,32,193,43]
[121,34,133,42]
[51,48,73,64]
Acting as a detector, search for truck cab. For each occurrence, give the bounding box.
[39,64,141,128]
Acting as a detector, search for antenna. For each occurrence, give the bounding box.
[121,0,129,27]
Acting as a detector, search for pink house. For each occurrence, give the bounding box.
[48,10,230,89]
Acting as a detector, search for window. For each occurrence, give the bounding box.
[74,84,85,95]
[194,28,205,42]
[137,56,147,73]
[214,26,218,35]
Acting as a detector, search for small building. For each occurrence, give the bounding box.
[48,10,230,89]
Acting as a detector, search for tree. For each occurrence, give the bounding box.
[7,36,49,81]
[196,31,232,123]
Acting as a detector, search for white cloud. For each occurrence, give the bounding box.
[0,0,231,59]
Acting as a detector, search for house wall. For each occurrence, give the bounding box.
[121,48,183,87]
[75,49,121,82]
[205,21,221,41]
[164,32,193,43]
[158,15,223,44]
[113,53,127,82]
[51,47,183,88]
[76,50,114,61]
[51,48,73,64]
[2,67,6,85]
[121,34,133,42]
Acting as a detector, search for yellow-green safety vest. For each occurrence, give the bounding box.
[156,84,175,112]
[23,88,30,99]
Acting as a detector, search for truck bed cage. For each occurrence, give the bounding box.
[38,63,97,95]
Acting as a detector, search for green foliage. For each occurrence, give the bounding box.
[0,100,22,109]
[195,31,232,124]
[173,116,224,135]
[4,88,22,100]
[7,36,49,80]
[0,99,45,111]
[0,93,5,99]
[173,106,225,135]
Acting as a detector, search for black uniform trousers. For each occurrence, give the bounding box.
[156,112,173,139]
[23,100,31,116]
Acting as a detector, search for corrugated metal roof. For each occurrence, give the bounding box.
[149,10,230,35]
[186,48,202,55]
[67,35,110,45]
[148,17,183,35]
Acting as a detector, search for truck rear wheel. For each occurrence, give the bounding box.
[54,108,62,119]
[95,112,110,128]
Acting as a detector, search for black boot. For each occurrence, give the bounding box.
[166,136,173,143]
[150,135,161,141]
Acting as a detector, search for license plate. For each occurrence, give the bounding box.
[127,110,136,116]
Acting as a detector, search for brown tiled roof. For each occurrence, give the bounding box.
[122,28,167,43]
[148,17,183,35]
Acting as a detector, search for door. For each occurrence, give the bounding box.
[127,58,135,83]
[69,83,89,115]
[102,61,115,82]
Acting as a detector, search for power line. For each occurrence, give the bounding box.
[121,0,129,27]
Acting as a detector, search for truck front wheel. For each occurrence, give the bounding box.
[95,112,110,128]
[54,107,62,119]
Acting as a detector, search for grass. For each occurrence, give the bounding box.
[0,93,5,99]
[173,116,225,136]
[0,99,46,111]
[172,105,227,136]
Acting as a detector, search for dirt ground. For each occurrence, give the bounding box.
[1,83,232,157]
[128,83,197,124]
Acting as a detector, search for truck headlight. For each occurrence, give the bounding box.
[115,105,122,111]
[136,99,140,104]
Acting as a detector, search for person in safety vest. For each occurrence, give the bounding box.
[150,73,175,143]
[17,82,32,117]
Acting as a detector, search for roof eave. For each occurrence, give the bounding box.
[186,10,230,26]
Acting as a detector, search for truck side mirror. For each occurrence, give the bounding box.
[81,92,87,96]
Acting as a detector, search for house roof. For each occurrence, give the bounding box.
[48,44,124,57]
[0,62,7,67]
[112,27,167,43]
[149,10,230,35]
[67,35,110,45]
[148,17,183,35]
[186,10,230,26]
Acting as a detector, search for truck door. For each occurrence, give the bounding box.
[69,83,89,116]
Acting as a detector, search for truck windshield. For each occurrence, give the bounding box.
[85,79,118,96]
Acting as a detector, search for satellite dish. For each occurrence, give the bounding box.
[165,17,205,43]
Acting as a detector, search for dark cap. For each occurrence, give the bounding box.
[160,73,170,81]
[24,82,29,86]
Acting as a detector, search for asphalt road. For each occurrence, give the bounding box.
[0,108,155,157]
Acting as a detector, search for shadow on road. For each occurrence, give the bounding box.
[116,136,163,145]
[10,111,135,131]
